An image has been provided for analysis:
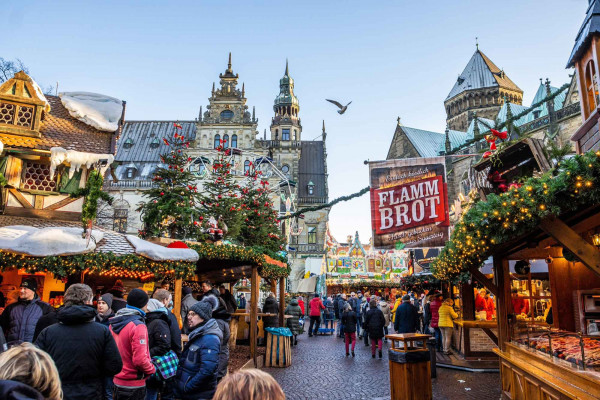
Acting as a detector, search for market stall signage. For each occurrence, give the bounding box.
[370,157,449,249]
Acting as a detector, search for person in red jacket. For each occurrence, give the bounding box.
[511,288,529,315]
[484,292,496,320]
[109,288,156,400]
[308,294,325,337]
[428,293,443,352]
[297,296,305,316]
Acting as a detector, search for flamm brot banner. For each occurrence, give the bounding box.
[370,157,450,249]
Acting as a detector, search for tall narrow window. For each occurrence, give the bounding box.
[231,134,238,148]
[585,60,599,116]
[214,134,221,149]
[113,209,128,233]
[282,129,290,141]
[307,226,317,244]
[223,134,229,148]
[244,160,251,174]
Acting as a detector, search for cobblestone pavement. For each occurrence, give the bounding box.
[263,332,502,400]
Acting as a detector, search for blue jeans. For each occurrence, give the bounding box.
[146,386,158,400]
[356,313,362,335]
[337,319,344,337]
[103,376,113,400]
[434,327,442,351]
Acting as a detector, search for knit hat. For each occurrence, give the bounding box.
[201,296,219,312]
[127,288,149,309]
[20,278,37,292]
[100,293,114,309]
[111,280,125,293]
[183,287,193,296]
[190,301,213,321]
[402,294,411,302]
[146,298,163,313]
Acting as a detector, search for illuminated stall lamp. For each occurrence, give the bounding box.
[99,268,155,282]
[592,232,600,248]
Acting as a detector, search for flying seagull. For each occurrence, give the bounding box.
[326,99,352,114]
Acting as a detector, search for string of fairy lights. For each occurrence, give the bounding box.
[432,150,600,282]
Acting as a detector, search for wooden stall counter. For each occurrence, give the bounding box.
[494,343,600,400]
[452,319,498,360]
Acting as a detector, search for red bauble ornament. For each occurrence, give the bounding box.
[167,241,189,249]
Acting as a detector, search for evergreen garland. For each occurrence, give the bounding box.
[448,82,570,155]
[432,150,600,282]
[71,169,113,232]
[279,187,370,220]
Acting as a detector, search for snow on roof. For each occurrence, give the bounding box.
[50,147,115,178]
[0,225,104,257]
[59,92,123,132]
[126,235,199,262]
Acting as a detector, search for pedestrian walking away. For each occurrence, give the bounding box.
[394,294,419,334]
[145,299,173,400]
[341,304,358,357]
[284,297,302,346]
[379,297,392,340]
[364,299,386,358]
[35,284,123,400]
[109,288,156,400]
[438,298,459,355]
[308,293,325,337]
[429,293,444,352]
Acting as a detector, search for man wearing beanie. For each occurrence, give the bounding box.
[96,293,115,326]
[110,288,155,399]
[394,294,419,334]
[0,277,54,345]
[175,301,222,400]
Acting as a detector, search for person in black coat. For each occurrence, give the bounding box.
[364,300,386,359]
[262,293,279,329]
[35,284,123,400]
[394,294,419,334]
[341,304,358,357]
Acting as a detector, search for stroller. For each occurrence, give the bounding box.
[317,305,336,335]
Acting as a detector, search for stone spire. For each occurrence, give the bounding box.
[445,125,451,153]
[322,120,327,141]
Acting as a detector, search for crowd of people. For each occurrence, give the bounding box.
[0,277,288,400]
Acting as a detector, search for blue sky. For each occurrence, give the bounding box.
[1,0,588,242]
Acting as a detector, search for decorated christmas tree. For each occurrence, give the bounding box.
[137,125,204,240]
[197,138,244,240]
[238,164,285,252]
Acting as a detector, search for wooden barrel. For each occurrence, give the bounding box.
[264,332,291,368]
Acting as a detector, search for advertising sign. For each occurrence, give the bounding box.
[370,157,449,249]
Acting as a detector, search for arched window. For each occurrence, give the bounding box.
[214,134,221,149]
[244,160,251,174]
[223,134,229,148]
[231,134,238,148]
[585,60,598,115]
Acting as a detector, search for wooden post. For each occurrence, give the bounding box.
[460,282,475,321]
[174,278,183,329]
[270,279,277,294]
[250,266,259,366]
[494,257,511,351]
[279,278,285,327]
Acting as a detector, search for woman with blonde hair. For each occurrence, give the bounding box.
[0,342,62,399]
[437,298,459,355]
[213,369,285,400]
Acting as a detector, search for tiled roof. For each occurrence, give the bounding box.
[0,215,135,255]
[528,83,566,118]
[446,50,522,101]
[567,0,600,67]
[0,95,115,154]
[496,102,531,127]
[298,141,327,199]
[401,126,468,157]
[116,121,197,163]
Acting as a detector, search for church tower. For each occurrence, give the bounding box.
[444,47,523,131]
[270,60,302,141]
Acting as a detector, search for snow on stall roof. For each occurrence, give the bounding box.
[0,225,104,257]
[50,147,114,178]
[30,78,50,110]
[59,92,123,132]
[126,235,199,262]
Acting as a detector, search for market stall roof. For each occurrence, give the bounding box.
[0,215,198,261]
